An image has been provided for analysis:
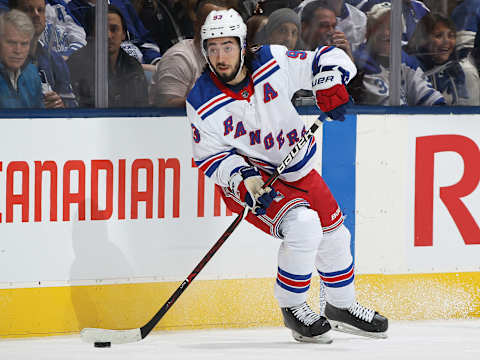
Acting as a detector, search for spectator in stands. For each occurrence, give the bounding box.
[346,0,429,44]
[255,8,301,50]
[0,9,43,108]
[10,0,77,108]
[43,0,87,58]
[149,0,230,107]
[0,0,87,58]
[406,12,479,105]
[300,0,353,59]
[451,0,480,59]
[246,13,268,46]
[67,0,161,67]
[297,0,367,52]
[131,0,184,55]
[67,5,148,108]
[352,2,445,106]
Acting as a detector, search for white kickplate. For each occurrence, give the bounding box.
[80,328,142,344]
[329,320,388,339]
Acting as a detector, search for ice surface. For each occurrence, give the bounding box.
[1,320,479,360]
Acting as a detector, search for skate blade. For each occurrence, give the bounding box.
[329,320,388,339]
[291,330,333,344]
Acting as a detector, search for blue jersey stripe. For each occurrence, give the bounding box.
[195,149,234,167]
[282,143,317,174]
[253,65,280,86]
[201,98,236,120]
[205,155,232,177]
[417,89,435,105]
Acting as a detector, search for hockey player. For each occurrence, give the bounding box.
[186,9,388,343]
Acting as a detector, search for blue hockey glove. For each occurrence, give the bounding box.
[323,97,353,121]
[228,166,277,216]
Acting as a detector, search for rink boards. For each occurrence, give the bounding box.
[0,112,479,337]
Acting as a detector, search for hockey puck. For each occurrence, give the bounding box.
[94,342,111,348]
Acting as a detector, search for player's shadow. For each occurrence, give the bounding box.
[69,201,133,331]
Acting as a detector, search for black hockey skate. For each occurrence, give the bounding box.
[281,302,332,344]
[324,301,388,339]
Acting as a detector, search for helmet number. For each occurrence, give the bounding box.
[213,15,223,20]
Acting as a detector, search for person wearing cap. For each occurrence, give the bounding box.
[186,8,388,344]
[255,8,301,50]
[352,2,445,106]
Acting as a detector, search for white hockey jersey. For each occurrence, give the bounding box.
[42,0,87,58]
[186,45,356,187]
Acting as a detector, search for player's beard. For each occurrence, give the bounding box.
[214,60,241,83]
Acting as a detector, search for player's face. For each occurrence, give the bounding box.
[302,8,336,50]
[107,13,126,56]
[206,37,241,83]
[268,22,298,51]
[0,22,31,71]
[17,0,46,36]
[428,22,455,65]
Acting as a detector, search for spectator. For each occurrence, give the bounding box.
[0,9,43,108]
[255,8,301,50]
[42,0,87,58]
[0,0,87,58]
[67,0,161,66]
[10,0,78,108]
[352,2,445,106]
[131,0,184,55]
[406,12,480,105]
[297,0,367,52]
[346,0,429,44]
[451,0,480,59]
[246,13,267,46]
[149,0,229,107]
[67,5,148,108]
[300,0,353,59]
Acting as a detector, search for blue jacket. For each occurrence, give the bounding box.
[347,0,429,43]
[451,0,480,58]
[33,43,78,107]
[67,0,161,64]
[0,62,44,109]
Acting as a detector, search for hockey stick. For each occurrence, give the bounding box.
[80,115,328,345]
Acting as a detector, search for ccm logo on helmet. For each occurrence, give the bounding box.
[213,15,223,20]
